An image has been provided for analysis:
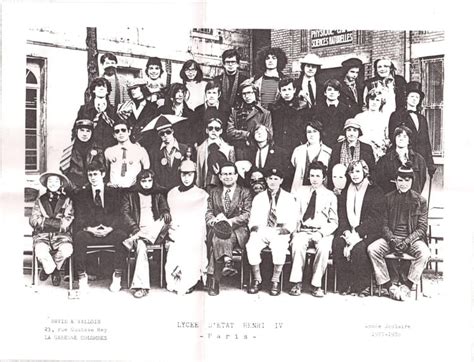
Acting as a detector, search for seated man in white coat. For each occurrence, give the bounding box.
[246,167,298,296]
[288,161,338,297]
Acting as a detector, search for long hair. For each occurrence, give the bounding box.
[165,83,188,105]
[254,47,288,77]
[179,59,204,83]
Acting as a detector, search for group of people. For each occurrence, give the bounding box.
[29,46,435,301]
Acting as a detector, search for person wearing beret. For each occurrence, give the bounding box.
[100,52,130,109]
[29,171,74,286]
[363,57,407,117]
[313,79,353,149]
[388,81,436,178]
[367,165,430,301]
[116,78,159,152]
[289,161,338,297]
[196,117,235,190]
[246,167,298,296]
[76,77,117,150]
[227,79,273,161]
[104,120,150,189]
[145,56,167,107]
[149,115,189,194]
[60,118,106,192]
[327,118,375,190]
[339,57,364,115]
[294,53,322,108]
[332,160,385,296]
[205,162,252,296]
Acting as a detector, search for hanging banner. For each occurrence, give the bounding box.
[310,30,353,48]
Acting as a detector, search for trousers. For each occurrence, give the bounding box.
[34,234,73,274]
[246,227,290,266]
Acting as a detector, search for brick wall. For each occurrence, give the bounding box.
[411,31,444,44]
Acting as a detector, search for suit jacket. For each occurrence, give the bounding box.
[196,139,235,188]
[205,185,252,248]
[327,140,375,189]
[72,185,122,233]
[29,193,74,237]
[76,101,117,150]
[193,102,231,144]
[121,191,170,235]
[336,183,385,245]
[149,142,188,192]
[127,100,160,151]
[382,189,428,245]
[375,148,427,194]
[249,189,298,233]
[227,103,273,143]
[64,143,106,190]
[313,101,353,148]
[338,79,364,116]
[295,185,338,237]
[388,109,435,174]
[293,76,323,108]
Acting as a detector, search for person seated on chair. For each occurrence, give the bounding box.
[121,169,171,298]
[332,160,384,297]
[205,162,252,296]
[72,160,129,293]
[246,167,298,296]
[29,171,74,286]
[288,161,338,297]
[367,165,430,301]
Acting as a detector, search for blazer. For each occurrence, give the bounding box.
[375,148,427,194]
[382,189,428,245]
[29,193,74,237]
[193,101,232,144]
[313,101,353,148]
[196,139,235,188]
[338,79,364,116]
[249,189,298,233]
[64,143,106,190]
[121,191,170,235]
[293,76,323,108]
[72,185,123,233]
[336,182,385,245]
[295,185,338,237]
[205,184,252,248]
[388,109,435,175]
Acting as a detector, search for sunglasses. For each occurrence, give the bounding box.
[114,128,128,134]
[207,126,222,131]
[158,129,173,136]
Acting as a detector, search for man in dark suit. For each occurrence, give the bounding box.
[72,160,128,292]
[314,79,353,148]
[205,162,252,296]
[339,58,364,116]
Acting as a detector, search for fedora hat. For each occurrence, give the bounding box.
[300,53,321,66]
[213,220,232,240]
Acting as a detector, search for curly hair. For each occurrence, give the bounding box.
[254,47,288,75]
[89,77,112,98]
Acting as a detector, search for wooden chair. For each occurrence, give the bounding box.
[232,247,247,290]
[126,243,165,289]
[427,225,443,276]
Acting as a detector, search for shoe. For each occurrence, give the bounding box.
[208,277,220,296]
[388,285,402,301]
[186,285,196,294]
[109,272,122,293]
[399,284,411,301]
[51,269,61,287]
[133,289,149,298]
[269,282,281,296]
[39,269,50,281]
[78,274,89,291]
[311,287,324,298]
[247,280,262,294]
[289,282,302,296]
[358,287,371,298]
[222,261,238,277]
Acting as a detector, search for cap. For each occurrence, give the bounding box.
[343,118,363,135]
[397,164,414,179]
[39,171,70,188]
[126,78,147,89]
[179,160,197,172]
[406,81,425,99]
[341,57,363,70]
[74,119,94,130]
[264,167,284,179]
[300,53,321,66]
[213,220,232,239]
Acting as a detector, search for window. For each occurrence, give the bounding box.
[421,57,444,156]
[26,58,46,173]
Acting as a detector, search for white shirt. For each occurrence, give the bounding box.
[326,100,339,107]
[302,76,317,100]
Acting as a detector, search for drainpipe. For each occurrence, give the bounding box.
[404,30,411,81]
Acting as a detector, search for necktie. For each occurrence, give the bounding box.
[94,189,102,208]
[121,147,127,177]
[351,84,358,102]
[224,188,231,214]
[258,149,263,169]
[350,146,355,158]
[302,190,316,223]
[267,194,278,227]
[308,80,315,105]
[114,74,121,107]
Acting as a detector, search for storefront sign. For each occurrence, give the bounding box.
[310,30,353,48]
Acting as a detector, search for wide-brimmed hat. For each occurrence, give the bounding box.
[405,81,425,100]
[213,220,232,239]
[39,171,70,188]
[300,53,321,66]
[343,118,363,136]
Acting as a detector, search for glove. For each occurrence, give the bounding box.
[43,218,61,233]
[162,212,172,225]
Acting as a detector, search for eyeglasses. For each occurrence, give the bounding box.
[207,126,222,131]
[114,128,128,134]
[158,129,173,137]
[224,60,237,65]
